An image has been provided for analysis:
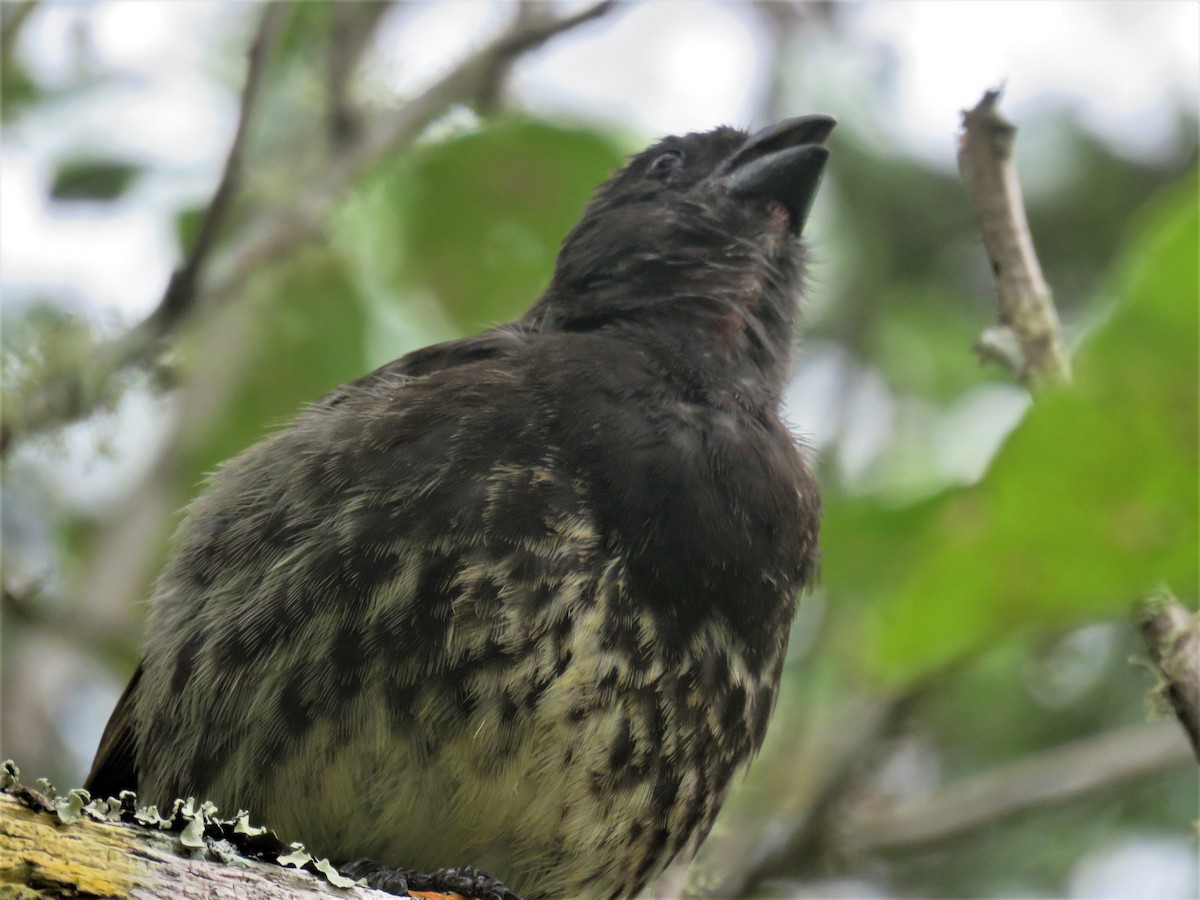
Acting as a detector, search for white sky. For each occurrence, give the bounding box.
[851,1,1200,162]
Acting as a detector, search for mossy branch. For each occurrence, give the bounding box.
[1135,589,1200,761]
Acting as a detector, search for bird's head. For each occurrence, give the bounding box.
[529,116,835,343]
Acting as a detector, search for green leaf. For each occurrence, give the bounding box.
[173,206,207,255]
[0,60,37,122]
[178,242,370,490]
[273,2,333,67]
[1,2,40,121]
[49,159,141,201]
[823,175,1199,684]
[362,117,626,334]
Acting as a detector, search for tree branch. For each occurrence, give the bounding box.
[0,790,381,899]
[326,2,395,146]
[843,720,1193,853]
[725,698,1193,894]
[1135,590,1200,761]
[957,87,1071,390]
[136,5,290,345]
[3,579,138,662]
[717,689,927,897]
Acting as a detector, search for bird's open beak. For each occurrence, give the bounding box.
[725,115,836,236]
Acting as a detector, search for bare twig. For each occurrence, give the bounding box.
[138,4,290,344]
[3,580,138,661]
[1135,590,1200,760]
[725,696,1193,894]
[0,2,289,457]
[333,1,615,199]
[843,720,1193,853]
[0,0,617,458]
[752,0,836,123]
[327,2,394,146]
[957,87,1070,390]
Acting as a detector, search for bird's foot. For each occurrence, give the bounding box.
[338,859,522,900]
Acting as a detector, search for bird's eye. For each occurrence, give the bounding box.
[648,150,683,178]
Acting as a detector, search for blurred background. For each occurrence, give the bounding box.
[1,1,1196,897]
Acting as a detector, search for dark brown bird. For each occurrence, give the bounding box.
[87,115,833,899]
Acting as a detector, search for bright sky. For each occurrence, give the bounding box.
[852,2,1199,162]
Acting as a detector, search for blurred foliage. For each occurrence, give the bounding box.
[49,158,141,201]
[811,118,1195,408]
[390,119,625,332]
[174,117,624,493]
[274,0,336,62]
[0,2,39,121]
[2,303,98,389]
[823,181,1199,684]
[705,101,1197,897]
[333,117,626,341]
[0,303,126,436]
[177,242,371,484]
[173,205,207,255]
[0,55,37,122]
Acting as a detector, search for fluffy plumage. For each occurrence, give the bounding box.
[87,117,833,899]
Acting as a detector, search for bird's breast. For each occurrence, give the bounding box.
[553,374,820,670]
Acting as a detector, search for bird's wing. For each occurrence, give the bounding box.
[127,328,603,808]
[84,326,534,799]
[84,662,143,797]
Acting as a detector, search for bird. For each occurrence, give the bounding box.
[85,115,833,900]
